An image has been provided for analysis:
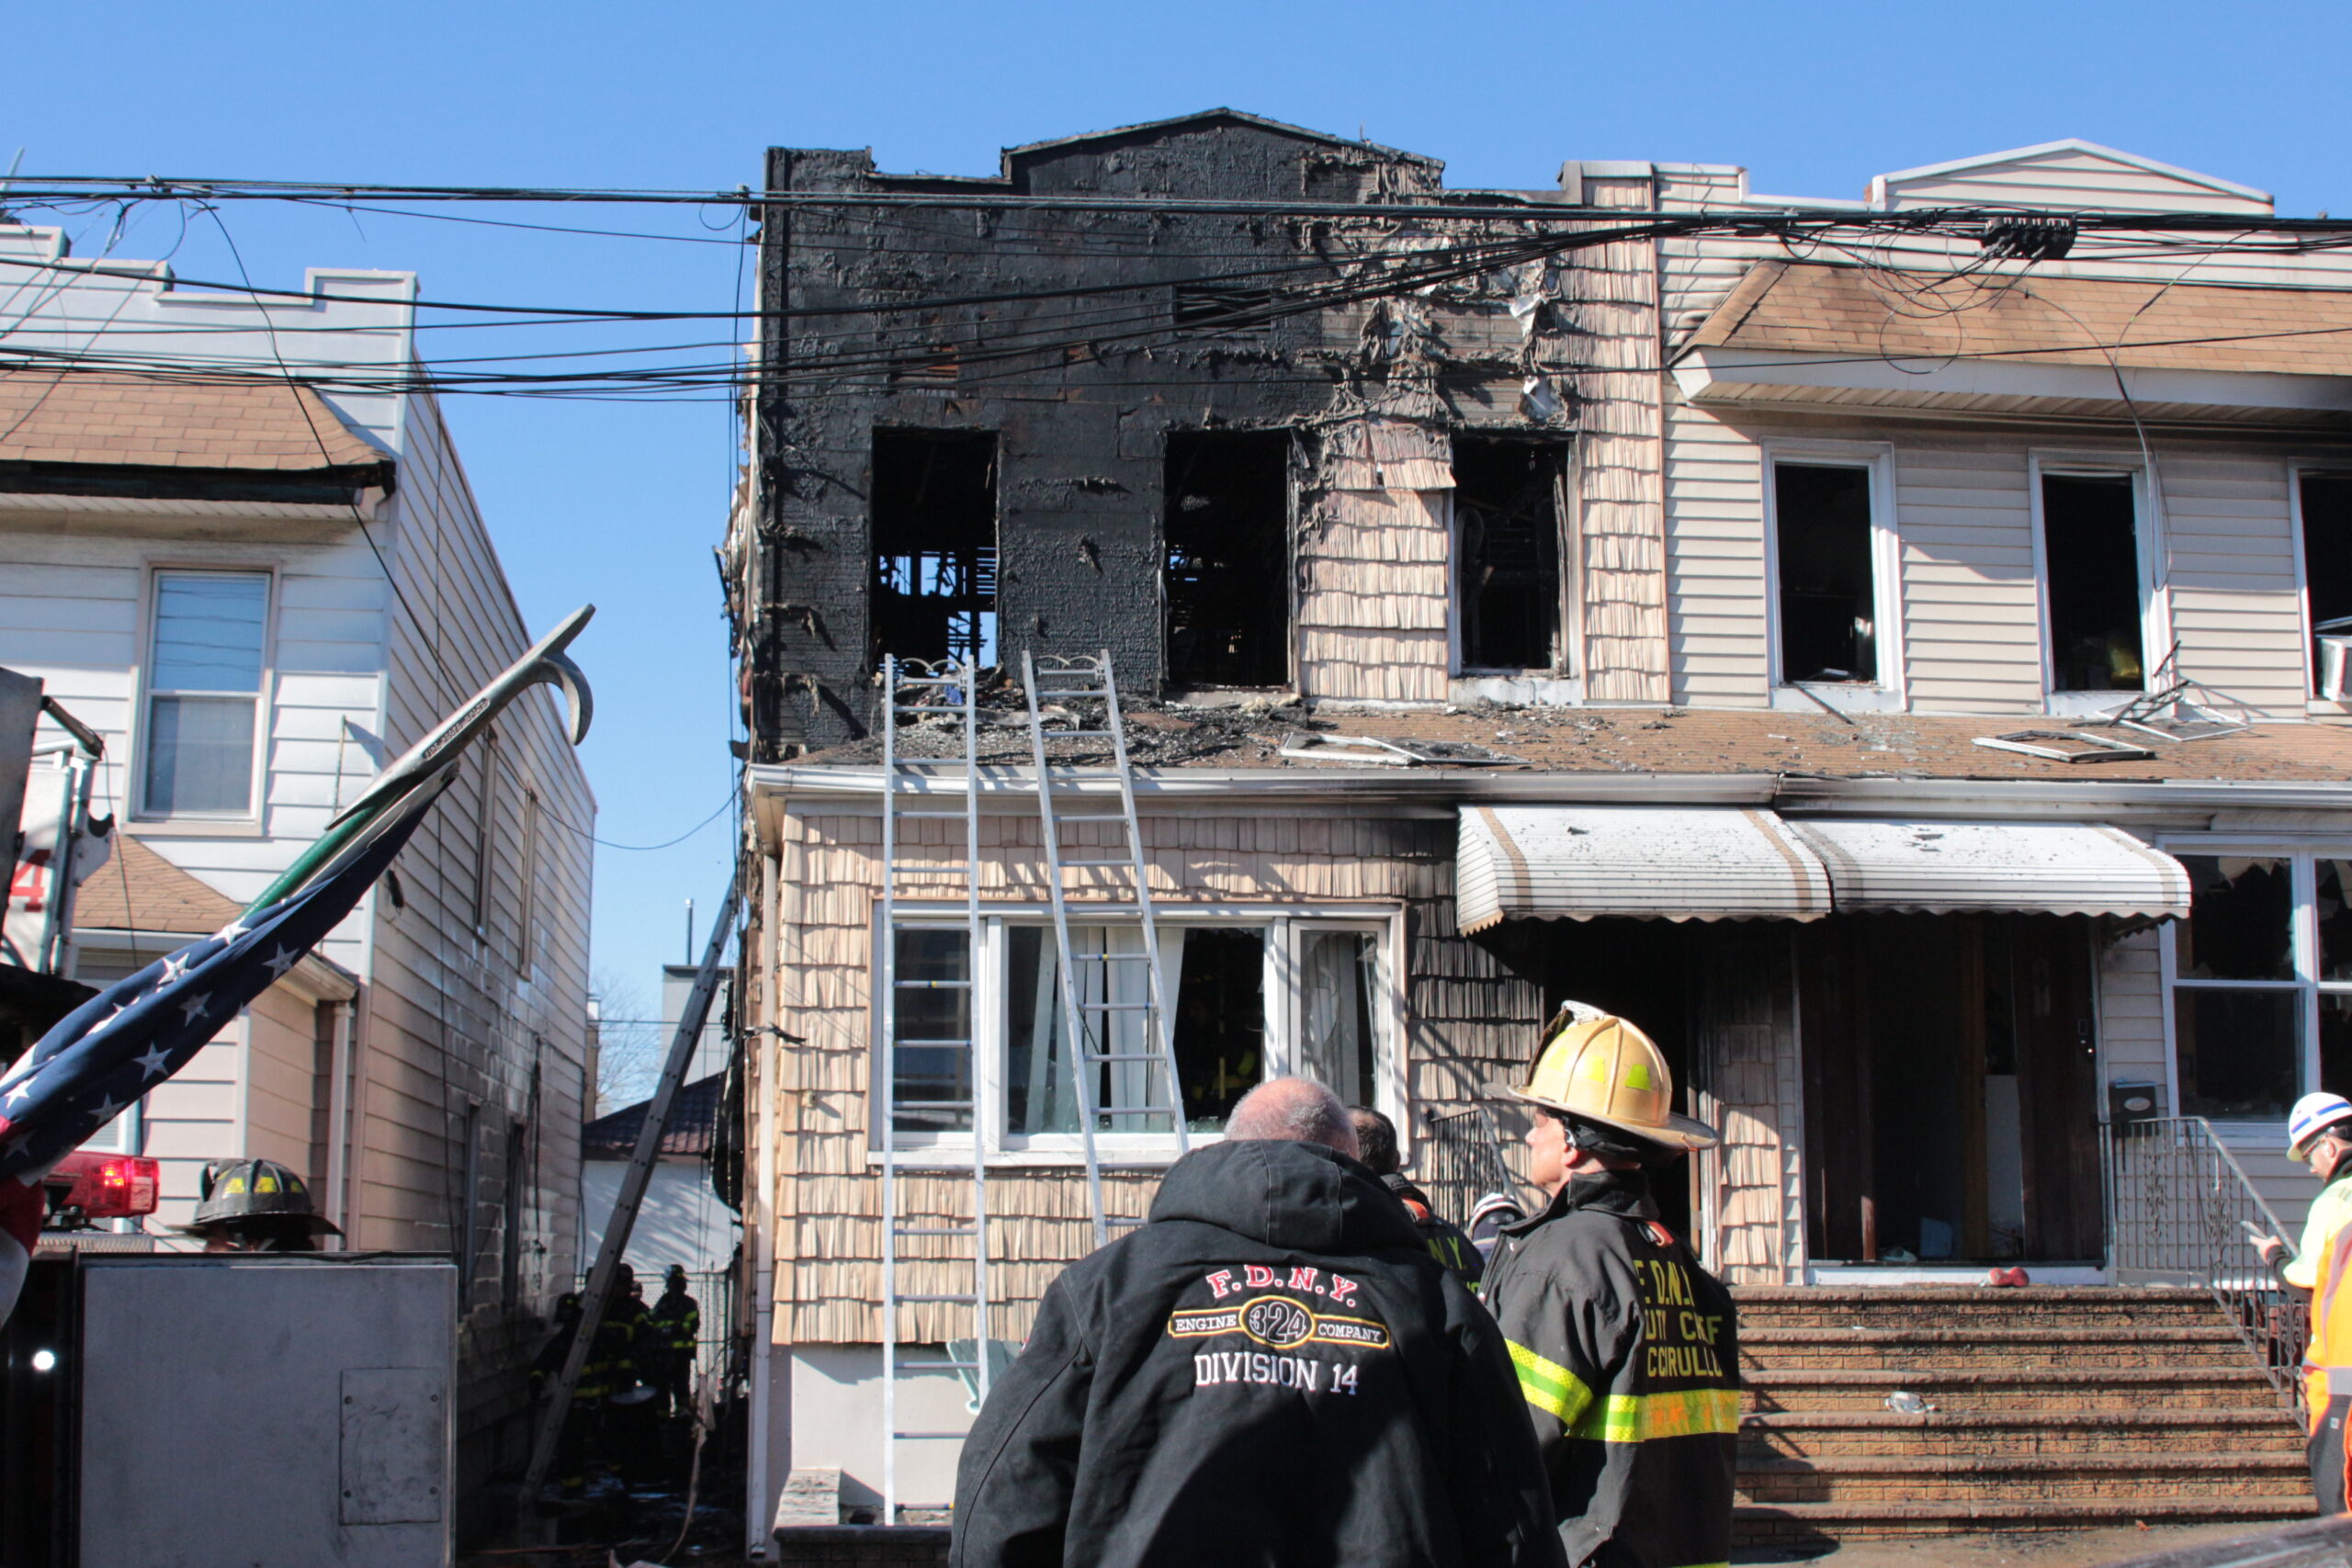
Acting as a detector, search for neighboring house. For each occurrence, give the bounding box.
[725,117,2352,1527]
[579,965,739,1280]
[0,220,595,1515]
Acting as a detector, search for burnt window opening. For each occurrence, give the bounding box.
[1172,284,1276,340]
[2301,473,2352,695]
[871,430,998,670]
[1775,463,1878,684]
[1165,431,1292,687]
[2041,473,2143,692]
[1453,437,1566,671]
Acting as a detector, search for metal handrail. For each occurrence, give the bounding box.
[2104,1116,2305,1414]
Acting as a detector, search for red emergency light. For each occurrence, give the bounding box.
[43,1151,160,1221]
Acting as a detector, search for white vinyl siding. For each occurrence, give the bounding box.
[1877,147,2272,216]
[1664,404,1769,705]
[2162,456,2306,716]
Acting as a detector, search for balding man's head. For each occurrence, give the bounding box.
[1226,1077,1359,1158]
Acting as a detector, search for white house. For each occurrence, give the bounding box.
[0,220,595,1512]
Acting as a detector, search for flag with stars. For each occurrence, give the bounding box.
[0,776,446,1320]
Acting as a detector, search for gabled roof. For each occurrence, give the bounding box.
[0,371,388,473]
[1005,108,1437,169]
[72,835,241,935]
[1873,139,2270,206]
[583,1072,726,1161]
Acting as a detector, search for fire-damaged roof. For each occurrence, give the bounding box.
[582,1072,726,1162]
[798,703,2352,787]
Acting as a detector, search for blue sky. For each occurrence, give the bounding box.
[10,0,2352,1002]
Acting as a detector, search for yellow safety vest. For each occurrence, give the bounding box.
[2302,1213,2352,1433]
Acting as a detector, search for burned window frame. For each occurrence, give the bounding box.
[2162,844,2352,1125]
[1162,430,1296,690]
[869,428,1000,673]
[1762,442,1903,695]
[1451,434,1571,675]
[2032,456,2156,699]
[869,906,1400,1160]
[2296,467,2352,701]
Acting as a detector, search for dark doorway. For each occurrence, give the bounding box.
[2301,473,2352,694]
[2041,473,2143,692]
[1799,914,2101,1264]
[1164,431,1291,687]
[1454,438,1566,671]
[1522,919,1700,1243]
[871,429,997,670]
[1774,463,1877,683]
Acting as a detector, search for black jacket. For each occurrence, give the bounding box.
[1384,1172,1484,1289]
[1481,1169,1740,1568]
[951,1138,1565,1568]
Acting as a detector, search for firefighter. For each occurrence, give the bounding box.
[1349,1106,1483,1286]
[170,1157,343,1252]
[2259,1094,2352,1292]
[648,1265,701,1416]
[1480,1005,1740,1568]
[530,1293,591,1496]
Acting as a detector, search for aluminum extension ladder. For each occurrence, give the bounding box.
[1020,651,1190,1248]
[876,655,990,1525]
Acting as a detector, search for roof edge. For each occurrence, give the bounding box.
[1873,138,2272,206]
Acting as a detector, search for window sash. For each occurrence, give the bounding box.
[141,570,269,818]
[875,910,1395,1156]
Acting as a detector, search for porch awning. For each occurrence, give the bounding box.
[1455,806,1833,932]
[1785,819,2192,919]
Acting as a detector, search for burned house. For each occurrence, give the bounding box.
[726,118,2352,1538]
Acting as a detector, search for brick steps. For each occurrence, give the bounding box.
[1741,1410,2306,1458]
[1740,1325,2256,1371]
[1730,1285,2310,1542]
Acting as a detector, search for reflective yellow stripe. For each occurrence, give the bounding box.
[1568,1385,1743,1444]
[1507,1339,1594,1426]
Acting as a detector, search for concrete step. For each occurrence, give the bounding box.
[1744,1366,2283,1414]
[1739,1409,2306,1459]
[1734,1497,2317,1543]
[1739,1324,2259,1372]
[1736,1451,2311,1506]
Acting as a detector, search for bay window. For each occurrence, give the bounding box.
[2168,851,2352,1122]
[878,910,1394,1156]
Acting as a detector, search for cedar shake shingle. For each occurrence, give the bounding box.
[1688,261,2352,377]
[0,371,385,471]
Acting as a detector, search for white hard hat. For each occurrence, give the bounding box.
[2289,1092,2352,1161]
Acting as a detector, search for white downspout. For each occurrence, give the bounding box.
[746,846,782,1558]
[323,998,356,1245]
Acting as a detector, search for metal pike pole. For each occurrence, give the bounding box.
[521,871,742,1510]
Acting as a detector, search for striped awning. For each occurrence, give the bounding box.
[1455,806,1833,932]
[1455,808,2192,929]
[1786,819,2191,919]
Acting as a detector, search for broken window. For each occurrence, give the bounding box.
[1774,463,1877,684]
[2172,856,2297,1120]
[2041,473,2143,692]
[1454,438,1565,671]
[870,429,997,669]
[1297,929,1380,1108]
[1165,432,1291,686]
[888,927,975,1134]
[2301,473,2352,695]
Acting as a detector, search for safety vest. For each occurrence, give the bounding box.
[2302,1211,2352,1432]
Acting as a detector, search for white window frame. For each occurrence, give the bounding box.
[132,565,277,826]
[1760,441,1905,710]
[2029,451,2169,713]
[872,903,1405,1166]
[2158,840,2352,1136]
[2290,461,2352,713]
[1445,438,1577,679]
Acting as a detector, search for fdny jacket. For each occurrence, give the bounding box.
[951,1137,1565,1568]
[1480,1169,1740,1568]
[1384,1172,1485,1289]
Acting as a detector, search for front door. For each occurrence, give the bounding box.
[1798,914,2101,1264]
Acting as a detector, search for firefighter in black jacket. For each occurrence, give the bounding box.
[1351,1105,1484,1286]
[953,1076,1564,1568]
[1481,1005,1740,1568]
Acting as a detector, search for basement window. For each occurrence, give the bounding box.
[1773,463,1878,684]
[2041,472,2143,693]
[1165,432,1292,687]
[871,430,997,670]
[1453,438,1565,672]
[2301,473,2352,696]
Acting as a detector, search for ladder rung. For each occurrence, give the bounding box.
[900,1359,978,1372]
[893,1039,974,1048]
[895,810,975,819]
[1053,813,1127,821]
[1069,952,1150,962]
[1043,728,1117,738]
[896,1293,978,1304]
[893,1225,976,1237]
[892,1430,969,1440]
[1077,1002,1154,1012]
[1105,1216,1146,1228]
[1097,1106,1172,1117]
[893,978,973,988]
[895,702,971,712]
[891,862,972,872]
[1060,858,1135,868]
[1085,1051,1167,1061]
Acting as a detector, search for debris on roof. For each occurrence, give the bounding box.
[1276,733,1524,766]
[1973,729,2157,763]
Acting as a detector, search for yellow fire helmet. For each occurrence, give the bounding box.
[1515,1002,1720,1153]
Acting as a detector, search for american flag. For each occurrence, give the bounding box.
[0,779,442,1320]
